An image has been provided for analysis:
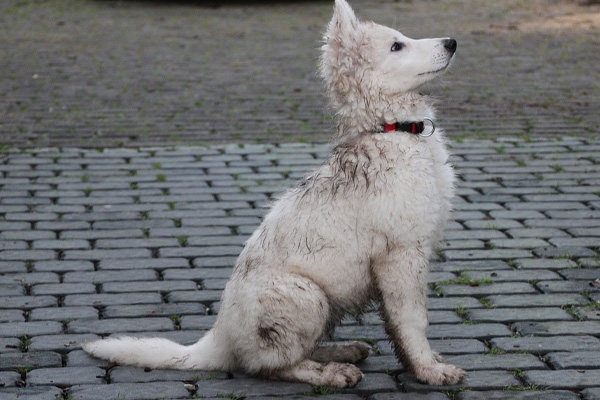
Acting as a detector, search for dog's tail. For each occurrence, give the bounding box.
[82,329,234,371]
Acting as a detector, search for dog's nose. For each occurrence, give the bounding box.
[443,38,457,54]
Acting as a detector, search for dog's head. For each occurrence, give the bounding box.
[320,0,456,134]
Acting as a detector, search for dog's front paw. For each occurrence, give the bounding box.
[323,362,363,388]
[414,362,466,386]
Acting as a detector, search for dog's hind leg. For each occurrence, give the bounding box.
[224,272,364,387]
[310,341,371,364]
[373,248,466,386]
[268,359,363,388]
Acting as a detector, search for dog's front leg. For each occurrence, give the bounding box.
[374,247,465,385]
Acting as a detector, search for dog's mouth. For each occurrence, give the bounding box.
[417,63,450,76]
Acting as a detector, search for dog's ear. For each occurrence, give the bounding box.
[326,0,359,43]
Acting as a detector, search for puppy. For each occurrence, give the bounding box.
[84,0,464,388]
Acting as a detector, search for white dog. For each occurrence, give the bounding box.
[83,0,464,388]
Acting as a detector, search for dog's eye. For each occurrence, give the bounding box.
[391,42,404,52]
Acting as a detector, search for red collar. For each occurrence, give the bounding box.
[383,121,426,134]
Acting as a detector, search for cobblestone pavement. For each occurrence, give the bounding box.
[1,0,600,147]
[0,137,598,399]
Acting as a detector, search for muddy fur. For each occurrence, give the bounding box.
[83,0,465,388]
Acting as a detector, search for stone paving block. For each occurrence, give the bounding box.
[559,268,600,280]
[444,353,547,371]
[488,238,550,249]
[63,293,162,307]
[0,262,26,274]
[0,386,64,400]
[0,241,27,251]
[150,226,232,238]
[525,218,600,229]
[66,350,108,368]
[29,334,100,352]
[515,258,578,270]
[201,278,229,290]
[94,238,179,249]
[0,321,63,338]
[92,219,174,230]
[490,336,600,354]
[109,366,227,383]
[441,240,485,250]
[70,381,190,400]
[186,235,248,247]
[194,377,313,398]
[582,388,600,400]
[546,351,600,369]
[104,303,207,318]
[159,246,243,258]
[549,237,600,248]
[457,390,580,400]
[0,250,56,261]
[0,285,25,297]
[377,339,485,356]
[399,370,519,392]
[0,296,58,310]
[28,366,105,387]
[179,315,217,330]
[0,352,62,370]
[0,337,21,352]
[524,370,600,389]
[345,373,398,396]
[0,371,21,387]
[426,324,511,340]
[68,318,174,334]
[431,260,511,273]
[439,282,536,297]
[462,269,561,282]
[102,280,197,293]
[166,290,224,303]
[163,268,233,281]
[443,249,532,261]
[31,283,96,296]
[35,221,90,231]
[444,229,507,240]
[468,307,573,323]
[514,321,600,337]
[537,280,600,294]
[0,310,25,323]
[63,269,157,283]
[0,222,31,231]
[60,229,143,240]
[99,257,189,270]
[577,258,600,268]
[507,228,569,239]
[533,246,596,258]
[32,240,90,250]
[370,393,449,400]
[33,260,94,273]
[356,355,403,373]
[29,307,98,321]
[63,248,152,260]
[192,257,237,268]
[485,293,587,308]
[0,272,60,286]
[427,297,485,311]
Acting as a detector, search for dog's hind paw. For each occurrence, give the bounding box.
[414,362,466,386]
[323,362,363,388]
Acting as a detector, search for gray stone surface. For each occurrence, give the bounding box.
[458,391,580,400]
[524,370,600,389]
[1,136,600,400]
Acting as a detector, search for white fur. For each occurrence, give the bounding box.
[83,0,465,387]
